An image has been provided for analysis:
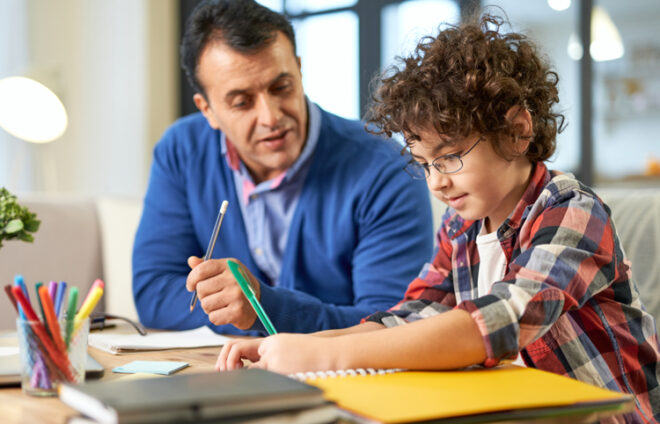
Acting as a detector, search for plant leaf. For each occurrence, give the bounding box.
[24,219,41,233]
[17,232,34,242]
[4,219,23,234]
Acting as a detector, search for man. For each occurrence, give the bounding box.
[132,0,433,336]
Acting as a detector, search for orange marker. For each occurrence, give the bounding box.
[38,285,67,355]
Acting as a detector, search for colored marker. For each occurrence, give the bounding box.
[38,285,67,354]
[54,282,67,318]
[74,286,103,334]
[3,284,18,313]
[11,286,74,381]
[14,275,28,320]
[81,279,104,307]
[34,282,48,327]
[65,287,79,348]
[48,281,58,301]
[227,260,277,335]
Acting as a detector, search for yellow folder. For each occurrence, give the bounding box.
[305,365,632,423]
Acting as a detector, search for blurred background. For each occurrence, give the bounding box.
[1,0,659,197]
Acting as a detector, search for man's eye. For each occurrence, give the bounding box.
[231,98,250,109]
[272,83,290,93]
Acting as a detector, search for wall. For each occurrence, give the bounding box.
[0,0,178,197]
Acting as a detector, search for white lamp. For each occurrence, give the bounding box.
[0,76,68,143]
[0,75,68,192]
[567,6,624,62]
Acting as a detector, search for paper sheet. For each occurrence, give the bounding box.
[112,361,189,375]
[88,326,232,354]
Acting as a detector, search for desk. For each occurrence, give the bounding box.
[0,325,224,424]
[0,327,634,424]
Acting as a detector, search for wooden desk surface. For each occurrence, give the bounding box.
[0,325,225,424]
[0,326,634,424]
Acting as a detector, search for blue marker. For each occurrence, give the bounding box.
[13,275,28,320]
[55,281,67,318]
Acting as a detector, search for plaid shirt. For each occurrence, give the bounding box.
[367,162,660,423]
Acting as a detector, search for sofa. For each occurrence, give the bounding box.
[1,190,658,334]
[0,195,142,330]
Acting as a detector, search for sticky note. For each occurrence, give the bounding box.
[112,361,189,375]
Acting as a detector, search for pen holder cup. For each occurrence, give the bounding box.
[16,317,89,396]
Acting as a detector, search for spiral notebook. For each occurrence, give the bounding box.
[291,365,633,423]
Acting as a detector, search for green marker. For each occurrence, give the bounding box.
[65,287,79,348]
[227,260,277,335]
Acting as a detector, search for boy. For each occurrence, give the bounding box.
[216,14,660,422]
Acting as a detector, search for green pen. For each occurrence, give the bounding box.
[227,260,277,335]
[65,287,79,348]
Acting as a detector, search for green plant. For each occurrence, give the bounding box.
[0,187,40,248]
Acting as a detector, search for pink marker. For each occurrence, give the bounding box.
[81,279,105,307]
[48,281,58,301]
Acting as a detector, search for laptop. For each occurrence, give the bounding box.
[0,332,104,386]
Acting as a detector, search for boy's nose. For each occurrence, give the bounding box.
[426,169,451,192]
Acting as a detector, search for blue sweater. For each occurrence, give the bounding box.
[132,108,433,336]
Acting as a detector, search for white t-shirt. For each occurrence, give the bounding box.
[476,223,525,367]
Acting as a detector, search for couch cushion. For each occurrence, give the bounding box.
[597,188,660,333]
[0,196,103,330]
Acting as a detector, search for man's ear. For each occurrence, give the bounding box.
[505,106,532,154]
[193,93,220,130]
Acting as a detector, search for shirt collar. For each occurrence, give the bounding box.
[220,97,321,188]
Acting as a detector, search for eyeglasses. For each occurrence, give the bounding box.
[404,137,483,179]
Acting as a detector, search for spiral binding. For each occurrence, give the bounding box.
[289,368,403,381]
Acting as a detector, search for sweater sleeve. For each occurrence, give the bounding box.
[365,207,458,327]
[131,126,206,330]
[256,155,435,334]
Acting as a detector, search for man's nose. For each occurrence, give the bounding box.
[256,94,282,128]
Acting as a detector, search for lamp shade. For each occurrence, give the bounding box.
[0,76,68,143]
[566,6,624,62]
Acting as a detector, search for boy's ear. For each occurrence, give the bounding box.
[505,106,532,154]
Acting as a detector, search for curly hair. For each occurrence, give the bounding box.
[367,13,565,162]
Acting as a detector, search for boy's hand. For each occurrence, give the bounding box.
[186,257,260,329]
[250,333,334,374]
[216,338,264,371]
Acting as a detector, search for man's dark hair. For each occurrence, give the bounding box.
[181,0,296,96]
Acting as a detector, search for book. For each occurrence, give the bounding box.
[87,326,232,354]
[297,365,633,423]
[58,369,329,424]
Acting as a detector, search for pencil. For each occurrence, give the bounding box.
[190,200,229,312]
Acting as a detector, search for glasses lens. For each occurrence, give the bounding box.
[404,162,427,179]
[435,156,462,174]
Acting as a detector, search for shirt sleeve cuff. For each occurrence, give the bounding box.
[456,297,519,368]
[363,311,408,328]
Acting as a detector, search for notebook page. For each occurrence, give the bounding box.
[88,326,231,354]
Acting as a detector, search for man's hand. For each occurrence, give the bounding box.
[186,257,260,329]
